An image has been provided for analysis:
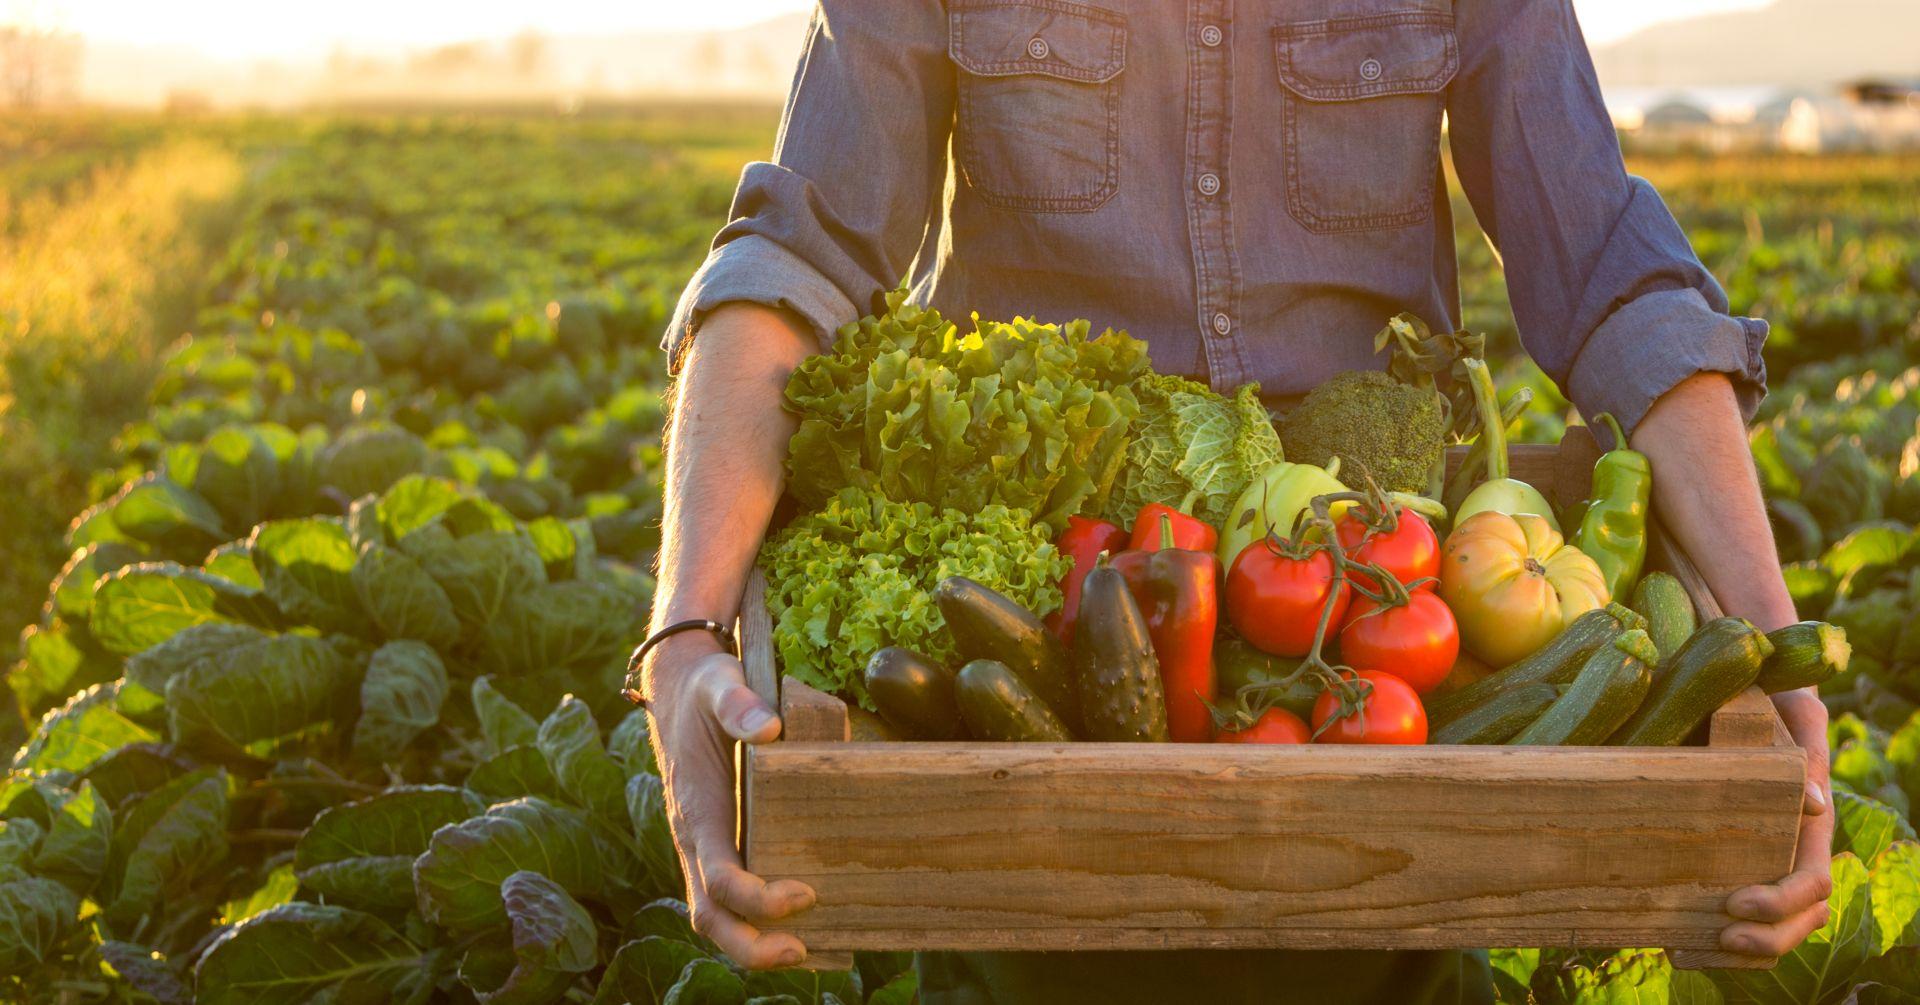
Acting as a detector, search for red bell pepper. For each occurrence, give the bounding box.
[1110,514,1219,742]
[1045,515,1132,643]
[1128,502,1217,554]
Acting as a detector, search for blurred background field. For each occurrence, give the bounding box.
[3,0,1920,1001]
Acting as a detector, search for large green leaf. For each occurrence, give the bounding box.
[30,782,111,893]
[319,423,430,499]
[413,797,620,930]
[627,773,684,899]
[219,863,299,925]
[478,580,635,676]
[80,743,193,811]
[1711,852,1877,1005]
[48,541,147,624]
[91,563,239,655]
[376,475,467,542]
[352,640,450,760]
[403,526,546,630]
[166,634,357,758]
[595,937,710,1005]
[0,871,80,973]
[1872,841,1920,950]
[109,475,227,551]
[536,696,627,821]
[1835,785,1919,862]
[194,902,439,1005]
[11,683,159,774]
[0,818,42,871]
[459,871,598,1005]
[525,517,579,582]
[103,767,229,927]
[352,543,460,648]
[123,621,273,705]
[607,708,657,776]
[251,518,363,635]
[473,676,541,755]
[99,940,192,1005]
[465,746,565,805]
[296,785,482,911]
[1888,711,1920,810]
[666,958,747,1005]
[194,425,282,531]
[745,964,859,1004]
[9,621,119,723]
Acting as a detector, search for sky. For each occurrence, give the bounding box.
[16,0,1773,59]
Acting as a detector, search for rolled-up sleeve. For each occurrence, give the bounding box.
[1445,0,1767,434]
[663,0,955,372]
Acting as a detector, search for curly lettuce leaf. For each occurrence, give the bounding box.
[759,487,1069,709]
[783,290,1148,532]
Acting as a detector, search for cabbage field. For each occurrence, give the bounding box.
[2,110,1918,1003]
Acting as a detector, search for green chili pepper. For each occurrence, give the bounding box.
[1572,413,1652,601]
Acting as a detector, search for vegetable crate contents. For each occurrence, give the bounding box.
[737,431,1819,966]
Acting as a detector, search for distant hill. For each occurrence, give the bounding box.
[1592,0,1920,88]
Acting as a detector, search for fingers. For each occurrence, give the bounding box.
[678,785,815,969]
[705,856,817,922]
[1721,899,1831,957]
[1773,689,1832,815]
[691,653,783,743]
[1727,865,1834,924]
[690,895,810,970]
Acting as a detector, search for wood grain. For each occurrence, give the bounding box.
[780,676,849,743]
[738,567,779,711]
[745,741,1803,953]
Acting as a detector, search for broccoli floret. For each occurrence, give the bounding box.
[1278,370,1445,494]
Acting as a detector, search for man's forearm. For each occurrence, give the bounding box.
[650,304,818,659]
[1630,372,1797,632]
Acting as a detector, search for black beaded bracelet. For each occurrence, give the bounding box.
[621,619,737,706]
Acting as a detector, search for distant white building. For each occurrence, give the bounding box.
[1617,80,1920,152]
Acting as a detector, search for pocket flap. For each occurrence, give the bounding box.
[1274,11,1457,101]
[950,0,1127,83]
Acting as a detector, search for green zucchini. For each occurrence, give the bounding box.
[864,647,962,740]
[955,660,1073,742]
[1071,565,1169,742]
[1508,630,1658,745]
[1426,603,1646,726]
[1608,617,1774,746]
[935,576,1077,728]
[1629,572,1697,661]
[1430,683,1561,745]
[1757,621,1850,693]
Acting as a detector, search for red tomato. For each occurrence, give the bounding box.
[1335,508,1440,594]
[1337,592,1460,694]
[1225,541,1350,657]
[1311,670,1428,744]
[1214,707,1309,744]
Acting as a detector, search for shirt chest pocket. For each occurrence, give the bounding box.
[1273,11,1458,234]
[949,0,1127,213]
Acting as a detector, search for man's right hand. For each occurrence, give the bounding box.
[644,636,817,969]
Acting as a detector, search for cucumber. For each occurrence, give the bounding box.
[864,646,962,740]
[935,576,1077,728]
[1430,683,1561,744]
[955,660,1073,742]
[1426,603,1646,726]
[847,705,901,741]
[1608,617,1774,746]
[1629,572,1696,661]
[1071,565,1170,742]
[1757,621,1850,693]
[1508,630,1658,745]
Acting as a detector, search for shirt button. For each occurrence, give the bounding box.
[1212,312,1232,336]
[1200,24,1223,47]
[1197,172,1220,196]
[1360,58,1383,81]
[1028,36,1050,60]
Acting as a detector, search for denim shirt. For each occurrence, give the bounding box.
[666,0,1768,434]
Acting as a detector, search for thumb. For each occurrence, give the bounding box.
[696,657,782,743]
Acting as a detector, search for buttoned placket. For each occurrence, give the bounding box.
[1184,0,1246,388]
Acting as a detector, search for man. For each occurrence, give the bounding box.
[633,1,1833,1001]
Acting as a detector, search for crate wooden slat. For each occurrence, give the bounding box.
[740,431,1806,969]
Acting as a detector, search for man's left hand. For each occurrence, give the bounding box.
[1719,688,1834,957]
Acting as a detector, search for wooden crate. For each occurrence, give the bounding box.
[737,428,1806,970]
